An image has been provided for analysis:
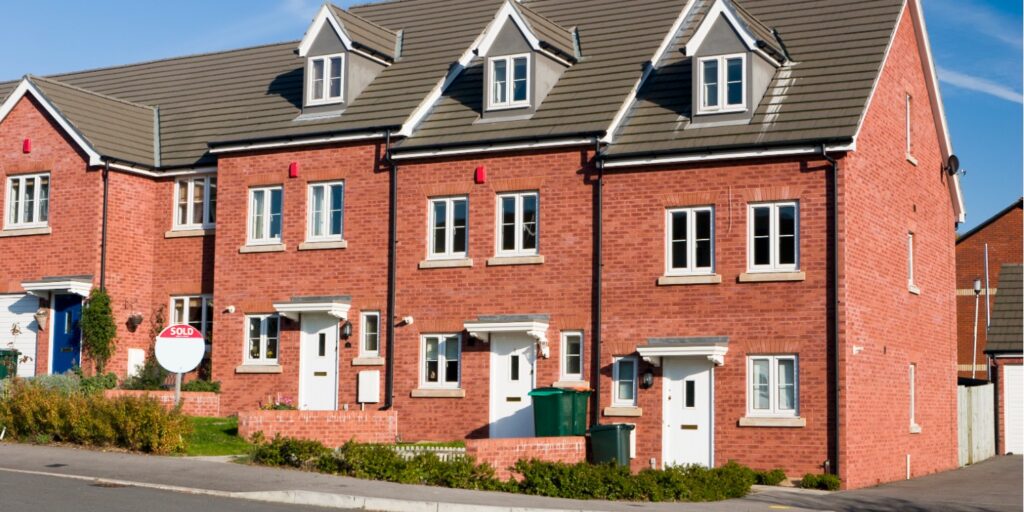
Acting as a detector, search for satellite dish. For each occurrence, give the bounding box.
[946,154,960,176]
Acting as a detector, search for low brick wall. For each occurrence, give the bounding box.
[103,390,221,417]
[237,409,398,446]
[466,436,587,480]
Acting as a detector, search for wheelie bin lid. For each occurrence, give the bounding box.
[528,387,568,396]
[588,423,635,433]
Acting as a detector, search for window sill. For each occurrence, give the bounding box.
[738,271,806,283]
[411,388,465,398]
[908,284,921,295]
[487,255,544,266]
[235,364,282,374]
[739,416,806,428]
[239,243,286,254]
[419,258,473,269]
[910,423,922,434]
[552,380,589,389]
[165,228,214,239]
[0,226,51,238]
[906,154,918,166]
[352,357,385,366]
[299,240,347,251]
[658,274,722,286]
[603,406,642,417]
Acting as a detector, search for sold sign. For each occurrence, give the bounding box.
[155,324,206,374]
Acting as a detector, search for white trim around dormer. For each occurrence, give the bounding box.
[476,1,542,56]
[0,78,104,167]
[683,0,758,56]
[298,4,353,57]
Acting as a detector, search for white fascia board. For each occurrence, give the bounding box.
[601,0,698,144]
[636,344,729,367]
[602,143,853,169]
[22,279,93,298]
[683,0,759,56]
[476,1,542,57]
[108,162,215,179]
[391,137,594,160]
[0,79,104,167]
[209,131,387,154]
[298,4,353,57]
[273,301,351,321]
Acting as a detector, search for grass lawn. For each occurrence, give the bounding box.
[184,417,250,456]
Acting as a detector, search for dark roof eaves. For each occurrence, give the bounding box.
[603,136,855,162]
[207,124,403,148]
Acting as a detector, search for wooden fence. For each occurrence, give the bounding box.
[958,383,994,466]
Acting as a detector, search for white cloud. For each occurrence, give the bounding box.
[937,66,1024,104]
[927,0,1022,49]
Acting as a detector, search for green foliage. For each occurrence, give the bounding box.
[121,353,168,391]
[72,367,118,394]
[754,468,788,486]
[184,417,249,456]
[799,473,841,490]
[180,380,221,393]
[80,289,118,373]
[250,433,331,467]
[0,378,190,454]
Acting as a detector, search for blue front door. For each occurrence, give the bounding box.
[52,294,82,374]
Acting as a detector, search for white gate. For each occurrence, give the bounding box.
[958,383,995,466]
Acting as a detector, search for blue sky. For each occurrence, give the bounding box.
[0,0,1019,231]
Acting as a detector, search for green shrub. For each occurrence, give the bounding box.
[250,433,330,468]
[180,380,220,393]
[755,468,788,486]
[799,473,841,490]
[0,378,190,454]
[122,355,168,391]
[80,289,118,373]
[79,372,118,395]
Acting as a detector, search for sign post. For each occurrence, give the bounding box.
[154,324,206,406]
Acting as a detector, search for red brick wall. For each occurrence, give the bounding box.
[839,7,959,488]
[236,409,398,446]
[993,358,1022,455]
[466,436,587,480]
[103,389,221,417]
[956,206,1022,378]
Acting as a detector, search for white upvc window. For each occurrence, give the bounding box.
[245,314,280,364]
[428,196,468,259]
[170,295,214,345]
[697,53,746,114]
[307,53,344,105]
[307,181,344,242]
[248,186,283,245]
[360,311,380,357]
[747,355,798,417]
[488,53,530,109]
[909,363,919,430]
[496,191,539,256]
[666,206,714,275]
[612,356,638,407]
[421,334,461,388]
[560,331,584,381]
[748,201,799,272]
[5,173,49,229]
[907,232,918,292]
[905,93,913,157]
[174,176,216,230]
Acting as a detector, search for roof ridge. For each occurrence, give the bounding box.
[329,3,398,35]
[27,75,156,111]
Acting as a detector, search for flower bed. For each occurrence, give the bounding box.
[103,389,221,417]
[237,409,398,445]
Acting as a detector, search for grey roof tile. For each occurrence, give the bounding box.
[985,264,1023,354]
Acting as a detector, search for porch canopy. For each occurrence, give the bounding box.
[22,275,93,298]
[636,336,729,367]
[272,295,351,321]
[464,314,550,358]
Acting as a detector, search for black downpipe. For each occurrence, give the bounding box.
[590,142,604,427]
[99,161,110,291]
[822,146,840,476]
[383,131,397,410]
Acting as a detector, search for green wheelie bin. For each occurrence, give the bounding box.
[589,423,634,466]
[528,387,573,436]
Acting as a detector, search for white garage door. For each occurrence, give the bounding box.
[1004,364,1023,454]
[0,294,39,378]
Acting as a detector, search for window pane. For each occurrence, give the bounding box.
[512,57,528,102]
[521,195,537,250]
[269,189,282,239]
[265,317,278,359]
[702,60,719,107]
[432,201,446,254]
[779,235,795,265]
[566,335,582,375]
[445,336,459,360]
[726,58,743,105]
[23,178,34,223]
[685,380,696,408]
[248,318,261,359]
[9,179,20,224]
[492,59,507,104]
[426,339,438,361]
[453,199,467,253]
[501,197,516,251]
[672,241,688,269]
[312,59,324,100]
[445,360,459,383]
[187,297,202,331]
[695,240,711,268]
[778,206,795,236]
[251,191,265,240]
[672,211,687,241]
[753,207,770,236]
[671,211,687,269]
[752,359,770,409]
[330,185,343,236]
[510,354,520,381]
[364,315,379,352]
[203,299,214,341]
[312,186,325,237]
[38,176,49,223]
[778,359,795,410]
[208,178,216,223]
[329,57,342,98]
[695,210,711,239]
[753,206,770,265]
[172,299,185,324]
[618,360,635,401]
[191,179,204,226]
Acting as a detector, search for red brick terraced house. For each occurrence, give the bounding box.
[0,0,966,488]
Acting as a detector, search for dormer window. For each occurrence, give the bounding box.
[308,53,344,105]
[488,54,530,109]
[697,53,746,114]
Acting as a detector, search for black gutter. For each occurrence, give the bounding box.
[591,141,605,427]
[99,161,110,291]
[601,137,854,162]
[207,126,402,150]
[383,130,397,410]
[821,146,840,477]
[390,132,601,156]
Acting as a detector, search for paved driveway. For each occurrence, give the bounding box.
[744,455,1023,512]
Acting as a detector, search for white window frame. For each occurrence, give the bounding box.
[909,363,917,427]
[307,53,345,106]
[5,172,49,230]
[244,314,280,365]
[746,354,799,418]
[612,356,638,407]
[560,331,584,381]
[697,53,746,114]
[488,53,531,110]
[170,295,213,341]
[665,206,715,275]
[360,311,380,357]
[420,334,461,389]
[747,201,799,272]
[247,186,283,246]
[907,232,917,291]
[173,176,216,230]
[905,93,913,157]
[306,181,344,242]
[427,196,468,260]
[495,191,539,257]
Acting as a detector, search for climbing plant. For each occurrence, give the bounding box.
[80,288,118,373]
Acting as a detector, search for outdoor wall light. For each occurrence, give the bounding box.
[33,307,48,327]
[641,368,655,389]
[341,320,353,339]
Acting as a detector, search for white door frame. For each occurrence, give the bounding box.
[297,313,340,411]
[489,332,537,438]
[661,357,715,468]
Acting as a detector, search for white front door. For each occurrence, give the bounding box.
[299,314,339,411]
[489,333,536,438]
[1004,364,1023,454]
[0,294,39,378]
[662,357,713,467]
